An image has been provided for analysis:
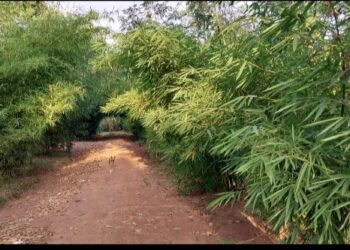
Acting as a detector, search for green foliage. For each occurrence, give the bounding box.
[101,1,350,244]
[0,3,114,169]
[209,1,350,244]
[97,117,120,133]
[102,89,149,121]
[2,0,350,244]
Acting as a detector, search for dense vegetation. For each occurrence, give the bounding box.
[1,1,350,244]
[0,2,118,172]
[101,1,350,244]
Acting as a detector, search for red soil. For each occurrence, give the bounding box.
[0,137,273,244]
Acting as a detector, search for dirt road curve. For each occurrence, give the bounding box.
[0,137,272,244]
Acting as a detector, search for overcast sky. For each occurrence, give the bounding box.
[51,1,135,32]
[58,0,136,12]
[51,1,183,32]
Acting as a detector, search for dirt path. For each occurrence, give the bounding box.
[0,137,273,244]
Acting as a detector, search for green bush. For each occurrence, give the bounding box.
[0,3,112,168]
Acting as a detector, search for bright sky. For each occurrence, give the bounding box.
[50,1,137,32]
[50,1,183,33]
[58,0,136,12]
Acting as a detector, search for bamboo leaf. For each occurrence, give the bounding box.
[236,60,247,81]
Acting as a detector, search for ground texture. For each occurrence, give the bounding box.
[0,136,273,244]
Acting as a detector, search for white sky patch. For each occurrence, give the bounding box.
[48,1,185,34]
[48,1,137,33]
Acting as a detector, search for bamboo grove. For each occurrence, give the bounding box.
[0,2,119,170]
[1,1,350,244]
